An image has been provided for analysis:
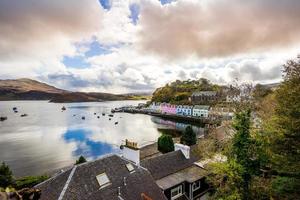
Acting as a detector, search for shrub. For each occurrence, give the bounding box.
[180,126,197,146]
[158,134,174,154]
[0,162,14,188]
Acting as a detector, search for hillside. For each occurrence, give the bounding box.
[151,78,222,104]
[0,78,143,102]
[0,78,66,94]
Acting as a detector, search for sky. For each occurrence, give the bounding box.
[0,0,299,93]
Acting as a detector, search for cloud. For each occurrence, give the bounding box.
[0,0,103,60]
[225,58,283,83]
[138,0,300,59]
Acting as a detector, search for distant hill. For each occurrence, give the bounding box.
[0,78,147,102]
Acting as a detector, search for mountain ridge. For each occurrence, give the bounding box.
[0,78,149,102]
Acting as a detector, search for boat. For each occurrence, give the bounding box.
[0,117,7,121]
[20,114,28,117]
[115,122,118,125]
[82,116,85,120]
[94,113,97,115]
[108,114,114,117]
[14,110,18,113]
[61,106,66,111]
[97,116,100,119]
[13,107,17,111]
[102,113,105,116]
[109,118,111,120]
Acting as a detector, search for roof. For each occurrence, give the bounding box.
[141,150,198,180]
[156,165,209,190]
[193,105,210,110]
[36,154,167,200]
[192,91,217,96]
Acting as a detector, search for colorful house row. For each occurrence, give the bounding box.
[149,102,210,118]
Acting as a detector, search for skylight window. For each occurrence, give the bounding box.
[126,163,135,172]
[96,173,111,188]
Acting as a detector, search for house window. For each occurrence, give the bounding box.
[171,185,183,200]
[96,172,111,189]
[192,180,201,191]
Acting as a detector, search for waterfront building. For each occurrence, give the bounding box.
[149,102,161,113]
[192,105,210,118]
[161,103,177,115]
[177,105,193,116]
[191,91,219,104]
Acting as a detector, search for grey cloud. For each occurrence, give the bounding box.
[227,59,282,82]
[138,0,300,59]
[0,0,103,60]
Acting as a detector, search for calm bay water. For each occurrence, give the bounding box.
[0,101,204,177]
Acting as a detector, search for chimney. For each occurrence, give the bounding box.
[175,143,190,159]
[121,139,140,165]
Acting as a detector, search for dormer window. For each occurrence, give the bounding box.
[126,163,135,173]
[96,172,111,189]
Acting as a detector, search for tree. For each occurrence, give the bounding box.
[75,156,87,165]
[180,126,197,146]
[158,134,174,154]
[0,162,14,188]
[230,110,258,199]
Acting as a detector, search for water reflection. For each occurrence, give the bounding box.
[151,116,205,136]
[63,129,117,159]
[0,100,204,177]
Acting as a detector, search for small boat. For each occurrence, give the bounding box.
[13,107,17,111]
[109,118,111,121]
[94,113,97,115]
[102,113,105,116]
[115,122,118,125]
[73,114,76,117]
[20,114,28,117]
[61,106,66,111]
[0,117,7,121]
[14,110,18,113]
[108,114,114,117]
[82,116,85,120]
[97,116,100,119]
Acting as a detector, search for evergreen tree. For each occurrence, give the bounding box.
[0,162,14,188]
[158,134,174,153]
[181,126,197,146]
[75,156,87,165]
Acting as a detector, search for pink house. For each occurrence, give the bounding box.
[161,103,177,115]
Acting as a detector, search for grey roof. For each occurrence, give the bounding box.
[156,165,209,190]
[193,105,210,110]
[36,154,167,200]
[141,150,198,180]
[192,91,217,96]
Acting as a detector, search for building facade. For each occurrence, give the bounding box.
[161,103,177,115]
[176,105,192,116]
[192,105,210,118]
[191,91,218,104]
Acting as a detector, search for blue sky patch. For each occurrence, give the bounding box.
[160,0,176,5]
[63,55,90,69]
[85,41,112,57]
[99,0,111,10]
[129,3,140,25]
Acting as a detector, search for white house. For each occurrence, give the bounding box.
[192,105,210,118]
[149,102,161,113]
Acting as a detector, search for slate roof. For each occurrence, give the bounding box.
[141,150,198,180]
[156,165,209,190]
[36,154,167,200]
[192,91,217,96]
[193,105,210,110]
